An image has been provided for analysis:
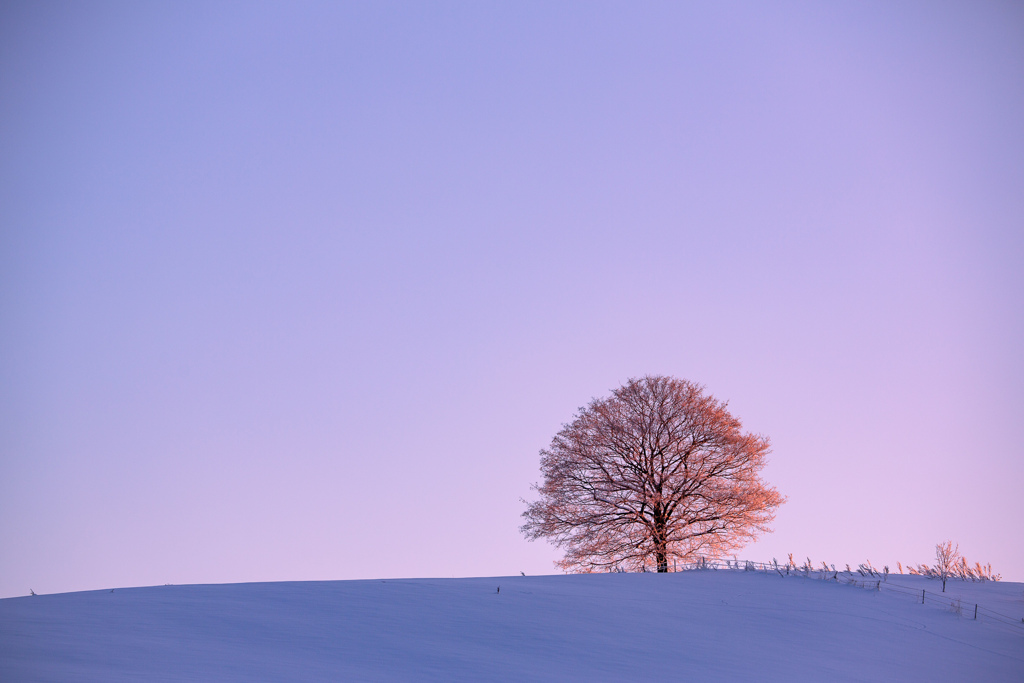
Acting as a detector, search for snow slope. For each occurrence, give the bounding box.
[2,571,1022,682]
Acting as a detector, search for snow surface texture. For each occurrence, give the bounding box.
[2,572,1022,682]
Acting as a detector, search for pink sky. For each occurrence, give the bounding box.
[1,1,1022,597]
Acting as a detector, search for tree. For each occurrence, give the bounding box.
[934,540,960,593]
[521,376,785,573]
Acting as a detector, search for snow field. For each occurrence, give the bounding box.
[1,570,1022,682]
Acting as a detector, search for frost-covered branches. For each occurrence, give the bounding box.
[934,541,958,592]
[906,559,1001,583]
[904,541,1001,589]
[521,376,785,573]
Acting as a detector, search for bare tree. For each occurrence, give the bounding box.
[905,543,1000,584]
[521,376,785,573]
[934,540,960,592]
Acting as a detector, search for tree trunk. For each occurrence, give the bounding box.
[654,514,669,572]
[656,548,669,573]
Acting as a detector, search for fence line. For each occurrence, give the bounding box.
[665,558,1024,636]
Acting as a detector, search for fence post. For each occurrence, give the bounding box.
[974,604,978,620]
[922,589,925,604]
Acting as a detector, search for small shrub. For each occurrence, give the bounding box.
[903,542,1000,588]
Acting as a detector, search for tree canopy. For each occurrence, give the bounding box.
[522,376,784,572]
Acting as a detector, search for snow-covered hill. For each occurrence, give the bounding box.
[2,571,1022,681]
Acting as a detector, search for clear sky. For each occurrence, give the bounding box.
[1,1,1022,598]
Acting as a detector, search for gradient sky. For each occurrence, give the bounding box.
[2,1,1022,598]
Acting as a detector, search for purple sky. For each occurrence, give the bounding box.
[2,1,1022,598]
